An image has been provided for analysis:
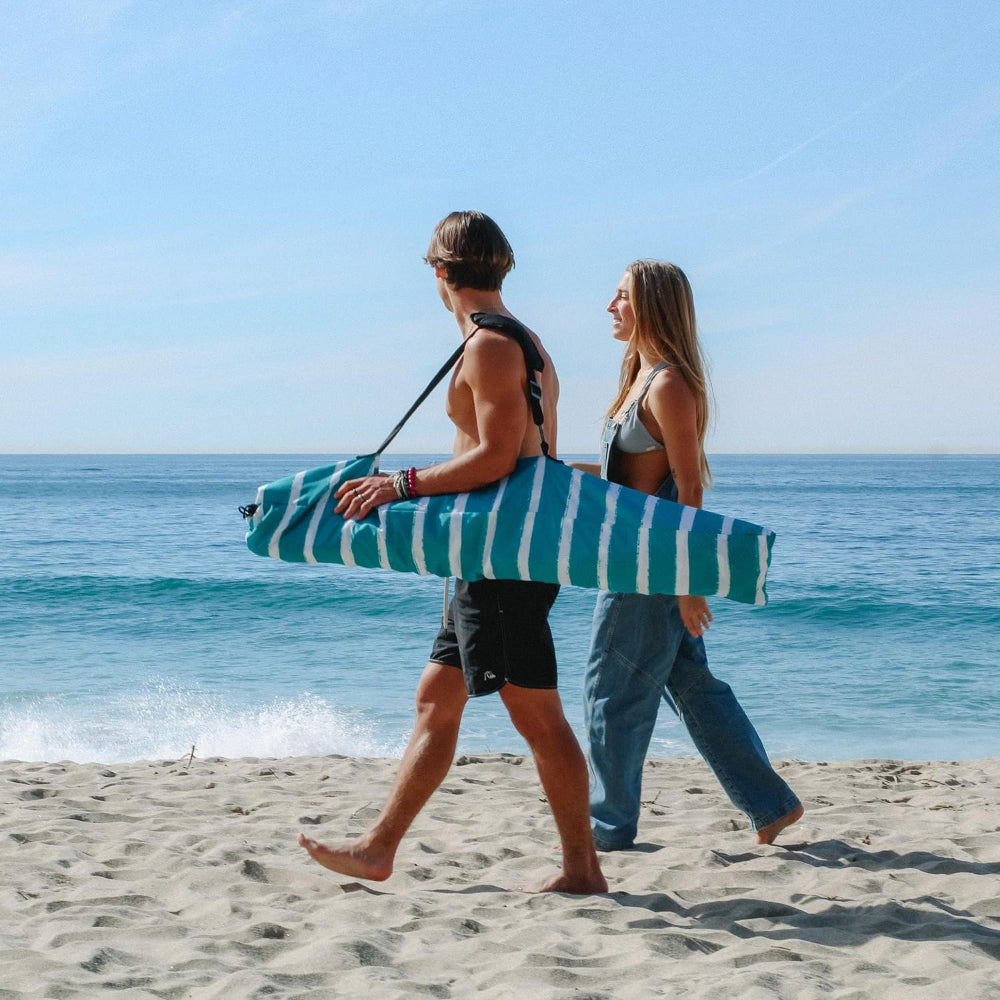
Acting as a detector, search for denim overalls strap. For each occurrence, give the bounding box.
[600,363,671,486]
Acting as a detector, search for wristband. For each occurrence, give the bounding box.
[391,469,409,500]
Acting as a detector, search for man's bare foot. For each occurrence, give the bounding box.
[297,833,393,881]
[523,870,609,895]
[755,804,805,845]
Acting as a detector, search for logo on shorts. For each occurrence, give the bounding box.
[483,671,497,681]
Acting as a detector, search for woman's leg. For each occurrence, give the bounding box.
[584,592,681,849]
[664,602,801,833]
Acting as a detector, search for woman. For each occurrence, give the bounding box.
[576,260,803,850]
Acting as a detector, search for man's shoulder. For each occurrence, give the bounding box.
[469,313,548,371]
[463,326,525,364]
[471,311,527,332]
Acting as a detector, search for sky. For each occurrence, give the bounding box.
[2,0,998,455]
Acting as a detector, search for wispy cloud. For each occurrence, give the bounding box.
[887,84,1000,188]
[0,2,130,145]
[700,189,869,277]
[0,226,358,307]
[737,44,967,184]
[707,77,999,278]
[0,2,255,166]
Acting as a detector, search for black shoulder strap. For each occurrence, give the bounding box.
[469,312,546,371]
[373,314,550,458]
[242,320,548,520]
[372,340,466,457]
[469,312,550,457]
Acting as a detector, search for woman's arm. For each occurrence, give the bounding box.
[643,370,713,638]
[643,369,702,506]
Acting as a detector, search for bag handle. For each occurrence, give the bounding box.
[372,340,467,457]
[374,314,549,458]
[241,324,545,520]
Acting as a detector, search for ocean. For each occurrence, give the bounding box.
[2,454,997,764]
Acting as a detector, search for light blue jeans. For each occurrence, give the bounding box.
[584,590,801,849]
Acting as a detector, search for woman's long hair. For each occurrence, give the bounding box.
[606,260,713,486]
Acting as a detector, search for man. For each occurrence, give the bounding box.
[297,211,607,894]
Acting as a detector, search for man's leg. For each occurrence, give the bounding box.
[298,661,468,879]
[500,683,607,894]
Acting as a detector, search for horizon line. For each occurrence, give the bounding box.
[2,450,997,459]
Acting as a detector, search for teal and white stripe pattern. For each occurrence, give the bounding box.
[246,455,775,605]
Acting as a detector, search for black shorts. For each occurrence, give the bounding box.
[429,578,560,697]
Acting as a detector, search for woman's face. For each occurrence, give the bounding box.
[607,272,636,343]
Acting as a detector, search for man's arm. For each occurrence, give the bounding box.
[416,332,529,492]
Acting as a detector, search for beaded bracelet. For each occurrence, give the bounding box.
[407,467,420,498]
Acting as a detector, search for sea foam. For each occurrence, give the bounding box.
[0,683,406,763]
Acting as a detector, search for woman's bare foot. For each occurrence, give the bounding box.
[297,833,393,881]
[755,804,805,845]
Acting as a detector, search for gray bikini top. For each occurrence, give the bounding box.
[600,363,677,500]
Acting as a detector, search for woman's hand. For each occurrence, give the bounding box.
[678,595,712,638]
[333,474,396,520]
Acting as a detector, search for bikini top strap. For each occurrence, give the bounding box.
[636,362,669,402]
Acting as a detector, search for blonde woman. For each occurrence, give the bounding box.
[576,261,803,849]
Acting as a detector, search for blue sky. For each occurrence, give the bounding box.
[3,0,998,454]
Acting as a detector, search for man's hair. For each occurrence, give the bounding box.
[424,211,515,291]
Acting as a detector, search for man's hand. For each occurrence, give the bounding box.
[678,595,712,638]
[334,474,396,520]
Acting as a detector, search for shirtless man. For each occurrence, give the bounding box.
[297,211,607,895]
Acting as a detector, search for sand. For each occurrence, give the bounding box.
[2,753,999,999]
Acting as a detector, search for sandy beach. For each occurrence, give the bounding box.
[2,753,998,999]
